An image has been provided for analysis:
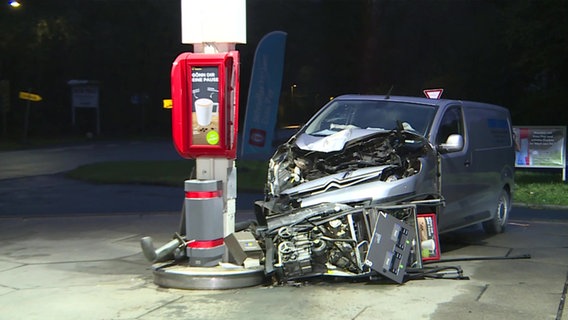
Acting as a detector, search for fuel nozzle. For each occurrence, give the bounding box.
[140,234,185,263]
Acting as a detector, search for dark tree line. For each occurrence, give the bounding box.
[1,0,567,139]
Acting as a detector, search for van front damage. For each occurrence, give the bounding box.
[253,125,443,283]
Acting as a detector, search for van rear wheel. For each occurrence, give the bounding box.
[482,189,510,234]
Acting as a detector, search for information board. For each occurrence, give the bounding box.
[71,85,99,108]
[513,126,566,180]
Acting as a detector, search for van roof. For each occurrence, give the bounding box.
[334,94,506,110]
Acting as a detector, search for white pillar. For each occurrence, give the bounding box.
[180,0,246,243]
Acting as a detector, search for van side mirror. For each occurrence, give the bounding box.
[438,134,463,153]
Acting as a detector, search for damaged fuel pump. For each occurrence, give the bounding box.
[253,201,443,284]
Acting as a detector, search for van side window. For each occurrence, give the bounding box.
[436,106,464,146]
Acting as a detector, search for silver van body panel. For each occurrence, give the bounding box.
[260,95,514,233]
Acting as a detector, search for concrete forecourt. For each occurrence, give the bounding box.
[0,141,566,320]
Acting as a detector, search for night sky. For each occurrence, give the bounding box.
[1,0,566,138]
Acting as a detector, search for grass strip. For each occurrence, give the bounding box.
[65,159,269,192]
[514,170,568,206]
[66,161,568,206]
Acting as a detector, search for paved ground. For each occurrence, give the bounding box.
[0,140,566,320]
[1,210,566,320]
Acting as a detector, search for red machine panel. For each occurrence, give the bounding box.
[171,51,239,159]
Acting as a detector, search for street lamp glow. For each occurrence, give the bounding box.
[290,84,297,106]
[9,0,21,8]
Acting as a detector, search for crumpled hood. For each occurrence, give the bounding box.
[265,126,437,206]
[294,128,386,152]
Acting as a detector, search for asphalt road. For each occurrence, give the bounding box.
[0,140,180,180]
[0,140,260,217]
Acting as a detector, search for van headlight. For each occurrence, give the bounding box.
[266,152,303,196]
[385,175,399,182]
[267,151,290,195]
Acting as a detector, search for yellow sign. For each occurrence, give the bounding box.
[163,99,172,109]
[19,91,42,102]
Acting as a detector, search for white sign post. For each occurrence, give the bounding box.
[180,0,246,241]
[68,80,100,135]
[181,0,246,46]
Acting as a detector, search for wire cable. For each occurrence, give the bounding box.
[405,265,470,280]
[422,253,531,264]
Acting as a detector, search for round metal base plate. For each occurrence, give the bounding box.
[152,262,266,290]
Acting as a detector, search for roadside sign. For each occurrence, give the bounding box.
[70,85,98,108]
[423,89,444,99]
[19,90,42,140]
[513,126,566,181]
[19,91,42,102]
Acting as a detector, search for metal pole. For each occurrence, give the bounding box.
[1,99,6,137]
[22,88,32,141]
[96,105,100,135]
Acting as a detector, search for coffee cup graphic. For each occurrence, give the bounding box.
[195,98,217,127]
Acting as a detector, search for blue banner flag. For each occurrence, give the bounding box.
[240,31,287,159]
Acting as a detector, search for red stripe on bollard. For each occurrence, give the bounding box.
[187,238,224,248]
[185,190,222,199]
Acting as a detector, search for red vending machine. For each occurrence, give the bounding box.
[171,51,239,159]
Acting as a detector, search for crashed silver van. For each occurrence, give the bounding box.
[254,95,514,281]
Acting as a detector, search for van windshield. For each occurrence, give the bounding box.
[303,99,437,137]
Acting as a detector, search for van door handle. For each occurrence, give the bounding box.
[464,160,471,167]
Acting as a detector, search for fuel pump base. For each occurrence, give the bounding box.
[145,178,265,290]
[151,263,265,290]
